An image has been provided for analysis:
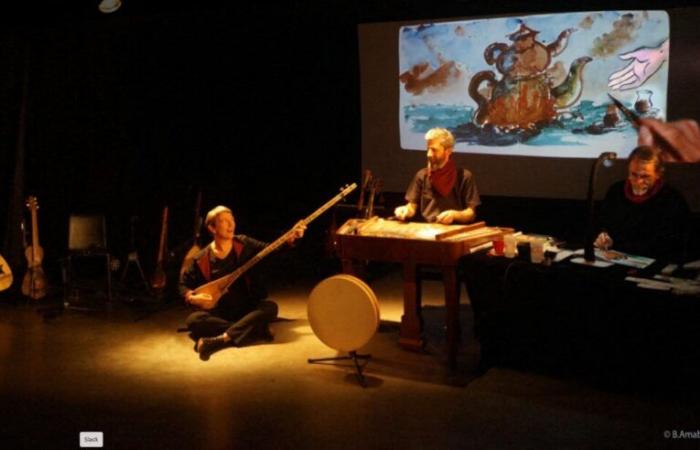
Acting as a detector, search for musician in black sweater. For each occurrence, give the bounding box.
[179,205,305,360]
[594,146,690,262]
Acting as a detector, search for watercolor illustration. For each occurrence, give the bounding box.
[399,11,669,158]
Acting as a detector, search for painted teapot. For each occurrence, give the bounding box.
[468,24,591,129]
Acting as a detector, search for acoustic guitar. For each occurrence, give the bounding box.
[21,196,47,299]
[193,183,357,309]
[150,206,168,292]
[180,190,203,277]
[0,253,12,291]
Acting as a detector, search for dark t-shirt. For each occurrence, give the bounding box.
[179,234,269,320]
[405,167,481,222]
[597,181,690,262]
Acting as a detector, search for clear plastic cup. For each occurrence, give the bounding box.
[531,238,545,263]
[504,234,516,258]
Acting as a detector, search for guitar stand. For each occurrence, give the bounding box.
[308,351,372,387]
[120,250,151,295]
[119,216,151,298]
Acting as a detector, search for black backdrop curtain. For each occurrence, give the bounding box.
[0,5,361,281]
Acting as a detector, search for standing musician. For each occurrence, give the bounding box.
[179,205,305,360]
[394,128,481,224]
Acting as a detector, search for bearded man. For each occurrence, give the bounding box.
[595,146,690,262]
[394,128,480,224]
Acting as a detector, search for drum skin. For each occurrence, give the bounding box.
[307,275,380,352]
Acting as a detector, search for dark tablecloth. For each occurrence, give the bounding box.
[463,252,700,383]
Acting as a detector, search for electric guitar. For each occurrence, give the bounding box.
[150,206,168,292]
[193,183,357,309]
[21,196,47,299]
[0,253,12,291]
[180,190,203,277]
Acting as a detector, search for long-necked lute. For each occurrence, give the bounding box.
[193,183,357,308]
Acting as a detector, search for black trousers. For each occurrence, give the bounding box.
[185,300,278,346]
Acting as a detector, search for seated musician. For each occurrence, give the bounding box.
[594,146,690,262]
[179,205,305,360]
[394,128,481,224]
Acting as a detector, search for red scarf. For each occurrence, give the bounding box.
[429,156,457,197]
[624,179,663,204]
[197,239,243,281]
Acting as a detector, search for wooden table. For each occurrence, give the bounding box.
[334,218,507,367]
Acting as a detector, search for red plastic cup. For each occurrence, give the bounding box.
[492,239,504,255]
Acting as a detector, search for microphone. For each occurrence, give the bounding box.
[584,151,617,262]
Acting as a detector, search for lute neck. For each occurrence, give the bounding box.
[221,183,357,292]
[31,204,39,249]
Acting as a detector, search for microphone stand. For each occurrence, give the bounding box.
[584,152,617,262]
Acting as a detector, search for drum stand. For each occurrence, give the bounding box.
[308,351,372,387]
[307,275,379,388]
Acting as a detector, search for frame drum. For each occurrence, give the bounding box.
[307,274,380,352]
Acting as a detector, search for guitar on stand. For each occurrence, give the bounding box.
[180,190,203,278]
[194,183,357,309]
[120,216,150,294]
[365,177,382,219]
[150,206,168,294]
[356,170,372,216]
[21,196,47,299]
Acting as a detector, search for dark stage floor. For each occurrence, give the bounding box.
[0,268,699,450]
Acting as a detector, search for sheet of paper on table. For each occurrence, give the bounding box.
[594,249,655,269]
[625,275,700,295]
[566,248,655,269]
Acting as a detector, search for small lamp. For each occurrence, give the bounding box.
[584,151,617,262]
[98,0,122,13]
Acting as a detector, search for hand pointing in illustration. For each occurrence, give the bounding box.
[608,39,669,91]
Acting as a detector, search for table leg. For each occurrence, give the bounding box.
[341,258,366,279]
[399,262,424,351]
[443,266,460,369]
